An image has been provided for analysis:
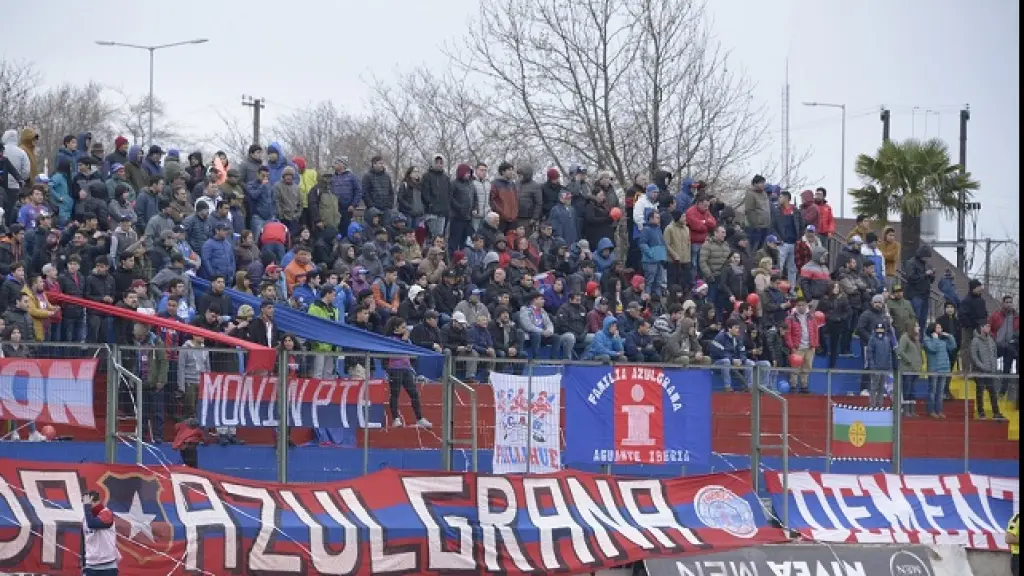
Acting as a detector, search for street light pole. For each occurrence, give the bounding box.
[95,38,209,149]
[803,101,847,218]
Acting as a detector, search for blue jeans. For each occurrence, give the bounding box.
[424,214,447,239]
[251,215,267,243]
[691,244,703,279]
[143,387,166,441]
[62,314,86,343]
[779,243,797,288]
[714,358,754,390]
[901,374,919,412]
[911,296,929,336]
[525,332,575,360]
[747,228,769,251]
[927,375,948,415]
[263,242,286,263]
[642,263,667,296]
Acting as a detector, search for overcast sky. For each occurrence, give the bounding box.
[5,0,1019,254]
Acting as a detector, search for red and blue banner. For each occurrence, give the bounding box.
[197,373,387,428]
[0,359,97,429]
[766,471,1020,551]
[0,460,785,575]
[563,365,712,466]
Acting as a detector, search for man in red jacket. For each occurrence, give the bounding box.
[814,187,836,243]
[784,297,821,394]
[685,194,717,280]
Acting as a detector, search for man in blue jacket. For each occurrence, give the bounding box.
[331,157,361,236]
[246,166,275,240]
[709,319,755,391]
[583,316,626,362]
[200,223,235,282]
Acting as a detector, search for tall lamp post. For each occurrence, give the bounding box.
[95,39,209,149]
[803,101,846,218]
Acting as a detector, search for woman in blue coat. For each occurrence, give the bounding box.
[922,321,957,418]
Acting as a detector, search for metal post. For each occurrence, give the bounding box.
[147,48,155,149]
[957,106,970,272]
[782,396,790,530]
[525,360,534,474]
[964,372,970,473]
[839,104,846,219]
[984,238,992,288]
[470,386,479,472]
[893,367,903,474]
[825,370,832,472]
[105,346,118,464]
[362,353,371,476]
[135,356,144,465]
[440,352,453,471]
[276,349,289,483]
[750,376,761,493]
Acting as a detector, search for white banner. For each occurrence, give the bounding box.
[491,372,562,474]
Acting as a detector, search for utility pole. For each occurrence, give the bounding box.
[957,105,970,272]
[880,107,890,142]
[241,95,266,147]
[982,238,1015,291]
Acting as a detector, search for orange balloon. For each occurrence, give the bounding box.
[610,207,623,221]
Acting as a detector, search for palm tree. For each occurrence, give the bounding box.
[849,138,979,261]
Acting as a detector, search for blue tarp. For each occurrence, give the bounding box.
[190,276,440,359]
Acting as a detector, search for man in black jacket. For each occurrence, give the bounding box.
[958,278,989,373]
[0,261,25,314]
[411,310,444,353]
[58,255,86,343]
[361,155,396,214]
[555,292,588,356]
[903,245,935,336]
[84,256,116,343]
[421,154,451,240]
[516,165,543,234]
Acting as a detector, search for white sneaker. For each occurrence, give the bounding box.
[417,418,433,429]
[27,430,46,442]
[860,390,870,397]
[392,418,403,428]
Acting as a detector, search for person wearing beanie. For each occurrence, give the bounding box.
[273,165,302,236]
[540,167,564,217]
[959,278,989,373]
[105,135,130,173]
[744,174,771,250]
[449,163,476,255]
[142,145,165,178]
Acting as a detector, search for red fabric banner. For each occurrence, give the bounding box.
[45,291,276,373]
[0,459,787,575]
[0,358,97,428]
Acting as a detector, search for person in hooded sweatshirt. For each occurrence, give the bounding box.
[122,145,148,194]
[273,166,302,237]
[583,316,626,361]
[743,174,772,250]
[540,167,565,218]
[798,189,819,233]
[264,142,296,186]
[515,164,543,235]
[639,210,668,297]
[903,245,935,336]
[185,151,206,192]
[142,145,165,178]
[449,164,476,254]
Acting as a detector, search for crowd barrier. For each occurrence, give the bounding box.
[0,342,1018,487]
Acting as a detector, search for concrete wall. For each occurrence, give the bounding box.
[966,549,1014,576]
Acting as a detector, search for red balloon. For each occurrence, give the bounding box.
[813,311,826,324]
[610,207,623,221]
[41,425,57,440]
[745,293,760,307]
[789,353,805,368]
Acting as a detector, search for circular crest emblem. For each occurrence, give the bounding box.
[848,421,867,448]
[694,485,758,539]
[889,550,932,576]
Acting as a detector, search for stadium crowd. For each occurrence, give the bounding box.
[0,129,1018,441]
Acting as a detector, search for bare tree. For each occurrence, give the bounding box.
[205,110,253,164]
[451,0,771,189]
[23,82,116,171]
[270,101,381,173]
[985,243,1019,305]
[0,59,39,131]
[109,90,179,148]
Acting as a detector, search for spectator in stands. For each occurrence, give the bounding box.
[743,175,771,250]
[0,261,26,313]
[84,256,115,342]
[794,225,821,272]
[990,295,1019,379]
[23,274,57,342]
[468,312,497,381]
[3,291,35,346]
[784,298,820,394]
[519,291,574,359]
[127,323,169,443]
[685,193,716,274]
[847,214,873,242]
[971,321,1005,420]
[923,321,957,419]
[865,322,893,408]
[798,247,830,306]
[583,316,625,362]
[879,226,901,288]
[379,317,430,430]
[422,154,452,238]
[770,191,802,288]
[624,319,661,362]
[813,188,835,242]
[308,287,341,379]
[178,333,209,419]
[958,279,988,374]
[887,284,916,340]
[700,226,730,305]
[819,281,851,367]
[710,319,755,392]
[717,251,748,317]
[903,247,934,336]
[639,211,668,297]
[937,301,961,380]
[896,324,924,416]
